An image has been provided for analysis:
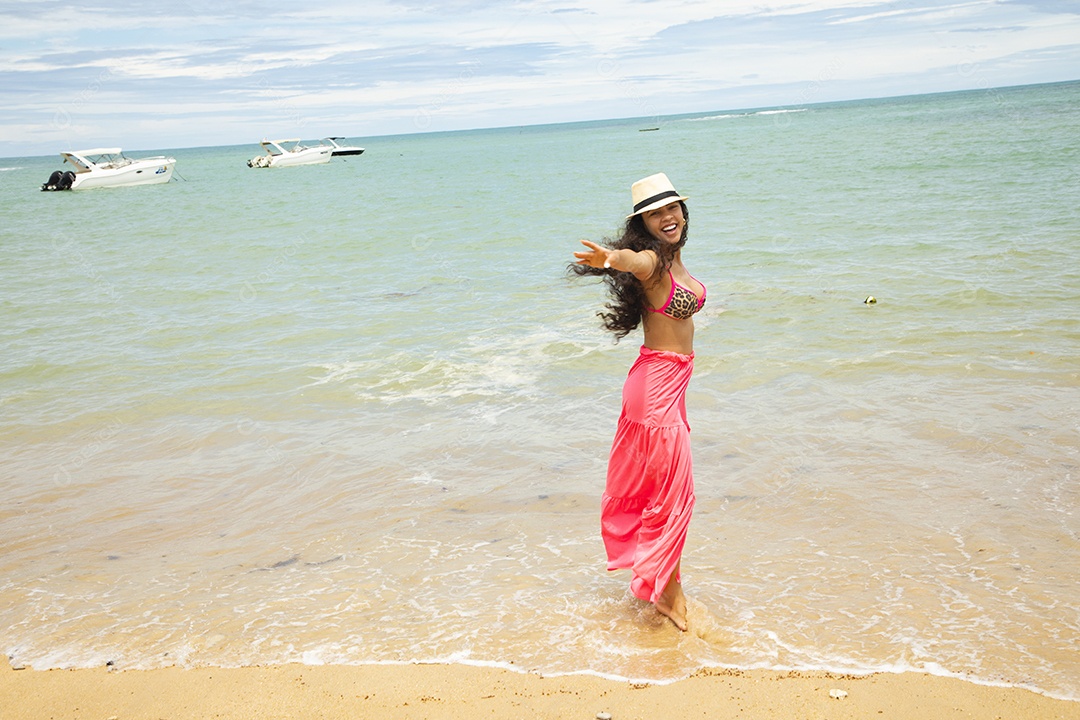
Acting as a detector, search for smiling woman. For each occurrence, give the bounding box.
[570,172,705,632]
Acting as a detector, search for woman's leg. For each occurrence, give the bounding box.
[654,561,687,631]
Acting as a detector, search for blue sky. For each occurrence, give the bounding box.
[2,0,1078,157]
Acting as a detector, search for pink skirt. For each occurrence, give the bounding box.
[601,346,696,604]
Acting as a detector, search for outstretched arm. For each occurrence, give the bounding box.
[573,241,657,281]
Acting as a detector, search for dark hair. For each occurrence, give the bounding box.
[569,202,689,341]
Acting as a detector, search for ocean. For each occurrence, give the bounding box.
[1,81,1078,701]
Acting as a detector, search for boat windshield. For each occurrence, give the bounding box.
[63,155,92,171]
[89,153,132,169]
[63,152,129,171]
[262,141,296,155]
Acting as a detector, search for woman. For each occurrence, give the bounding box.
[571,172,704,632]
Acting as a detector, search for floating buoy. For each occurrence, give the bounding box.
[864,296,877,305]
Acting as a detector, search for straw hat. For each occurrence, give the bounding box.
[627,172,688,218]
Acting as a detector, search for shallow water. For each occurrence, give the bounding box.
[1,81,1078,700]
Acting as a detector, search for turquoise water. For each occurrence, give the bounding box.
[1,81,1078,700]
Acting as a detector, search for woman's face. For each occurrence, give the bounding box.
[642,201,686,245]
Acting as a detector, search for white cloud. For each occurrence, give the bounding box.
[1,0,1077,156]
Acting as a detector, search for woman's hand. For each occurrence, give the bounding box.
[574,240,616,269]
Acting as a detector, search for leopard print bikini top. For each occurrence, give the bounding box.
[647,270,706,320]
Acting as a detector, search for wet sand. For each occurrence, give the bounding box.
[4,658,1078,719]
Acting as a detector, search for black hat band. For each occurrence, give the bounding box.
[633,190,680,213]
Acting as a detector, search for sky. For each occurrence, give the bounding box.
[2,0,1079,157]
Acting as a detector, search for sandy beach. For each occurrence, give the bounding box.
[4,658,1078,720]
[3,85,1079,716]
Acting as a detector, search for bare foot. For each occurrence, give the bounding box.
[655,575,688,632]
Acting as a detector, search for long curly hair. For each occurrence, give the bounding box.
[569,202,689,341]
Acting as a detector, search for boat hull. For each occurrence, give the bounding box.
[70,160,175,190]
[250,147,332,168]
[321,138,365,157]
[268,147,332,167]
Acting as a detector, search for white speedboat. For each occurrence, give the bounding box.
[321,137,365,157]
[248,139,332,168]
[40,148,175,191]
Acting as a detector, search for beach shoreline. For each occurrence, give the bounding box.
[4,83,1079,712]
[4,658,1078,720]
